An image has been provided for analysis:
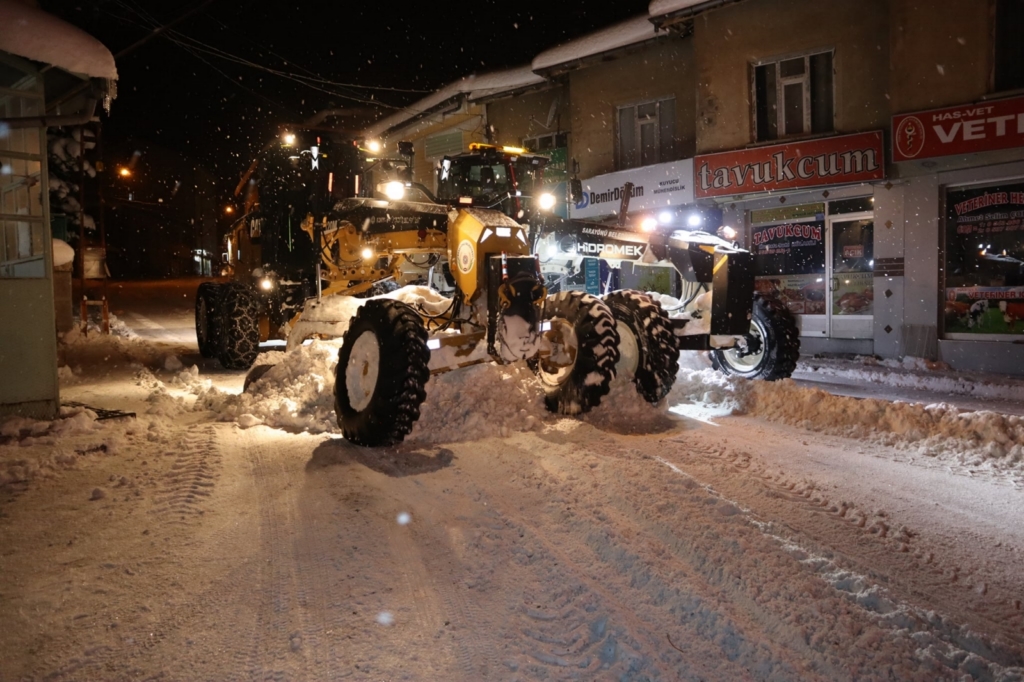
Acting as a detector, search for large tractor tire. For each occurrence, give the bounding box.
[195,282,221,358]
[531,291,620,415]
[334,299,430,447]
[215,283,261,370]
[711,293,800,381]
[603,290,679,403]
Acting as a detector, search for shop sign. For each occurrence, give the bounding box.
[752,218,827,315]
[892,95,1024,162]
[570,159,694,219]
[694,132,884,199]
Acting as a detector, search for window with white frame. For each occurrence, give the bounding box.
[617,97,675,170]
[754,51,833,142]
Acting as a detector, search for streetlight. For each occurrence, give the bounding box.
[225,205,234,215]
[118,167,131,178]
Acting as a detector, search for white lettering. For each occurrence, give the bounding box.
[962,119,985,140]
[988,114,1015,136]
[933,122,961,143]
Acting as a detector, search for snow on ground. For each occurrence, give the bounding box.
[4,281,1024,681]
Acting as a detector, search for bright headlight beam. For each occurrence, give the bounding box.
[538,193,556,210]
[361,247,374,260]
[687,213,703,227]
[640,217,658,232]
[383,181,405,201]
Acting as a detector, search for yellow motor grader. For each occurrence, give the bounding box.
[198,133,797,446]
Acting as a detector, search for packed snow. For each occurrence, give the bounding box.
[0,0,117,79]
[3,280,1024,681]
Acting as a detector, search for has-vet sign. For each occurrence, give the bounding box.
[892,95,1024,162]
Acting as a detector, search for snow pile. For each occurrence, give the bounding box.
[194,344,340,433]
[670,367,1024,475]
[796,355,1024,403]
[413,363,550,442]
[287,286,453,350]
[0,405,122,486]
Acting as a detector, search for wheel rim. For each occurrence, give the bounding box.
[720,317,768,373]
[346,330,381,412]
[616,323,640,376]
[538,318,578,386]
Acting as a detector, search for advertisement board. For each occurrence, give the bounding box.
[570,159,694,219]
[694,132,885,199]
[892,95,1024,162]
[944,181,1024,336]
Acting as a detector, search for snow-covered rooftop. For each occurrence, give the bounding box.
[532,15,659,73]
[0,0,117,80]
[362,66,545,139]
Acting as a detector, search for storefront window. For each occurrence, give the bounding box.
[0,73,47,279]
[944,180,1024,337]
[752,214,827,315]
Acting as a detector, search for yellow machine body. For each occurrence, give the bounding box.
[447,207,531,301]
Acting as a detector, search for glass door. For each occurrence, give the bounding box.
[827,213,874,339]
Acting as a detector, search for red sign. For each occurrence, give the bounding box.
[843,244,864,259]
[892,96,1024,162]
[694,132,884,199]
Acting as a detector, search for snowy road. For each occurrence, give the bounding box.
[2,279,1024,680]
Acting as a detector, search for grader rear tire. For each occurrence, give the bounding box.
[334,299,430,447]
[603,290,679,403]
[215,283,261,370]
[531,291,619,415]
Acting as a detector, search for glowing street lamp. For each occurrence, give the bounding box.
[118,167,131,178]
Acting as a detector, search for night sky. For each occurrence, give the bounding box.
[41,0,646,182]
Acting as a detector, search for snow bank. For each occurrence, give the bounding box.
[795,355,1024,404]
[0,405,131,486]
[670,368,1024,477]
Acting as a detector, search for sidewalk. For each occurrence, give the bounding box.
[792,355,1024,416]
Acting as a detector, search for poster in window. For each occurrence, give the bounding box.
[752,220,826,314]
[944,181,1024,335]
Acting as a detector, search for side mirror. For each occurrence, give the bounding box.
[569,178,583,205]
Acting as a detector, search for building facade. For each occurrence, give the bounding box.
[365,0,1024,374]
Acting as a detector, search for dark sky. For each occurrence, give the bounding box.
[42,0,646,182]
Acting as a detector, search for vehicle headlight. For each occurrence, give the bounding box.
[537,192,556,211]
[640,217,658,232]
[382,181,405,201]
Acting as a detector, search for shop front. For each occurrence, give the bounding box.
[695,132,885,354]
[892,96,1024,372]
